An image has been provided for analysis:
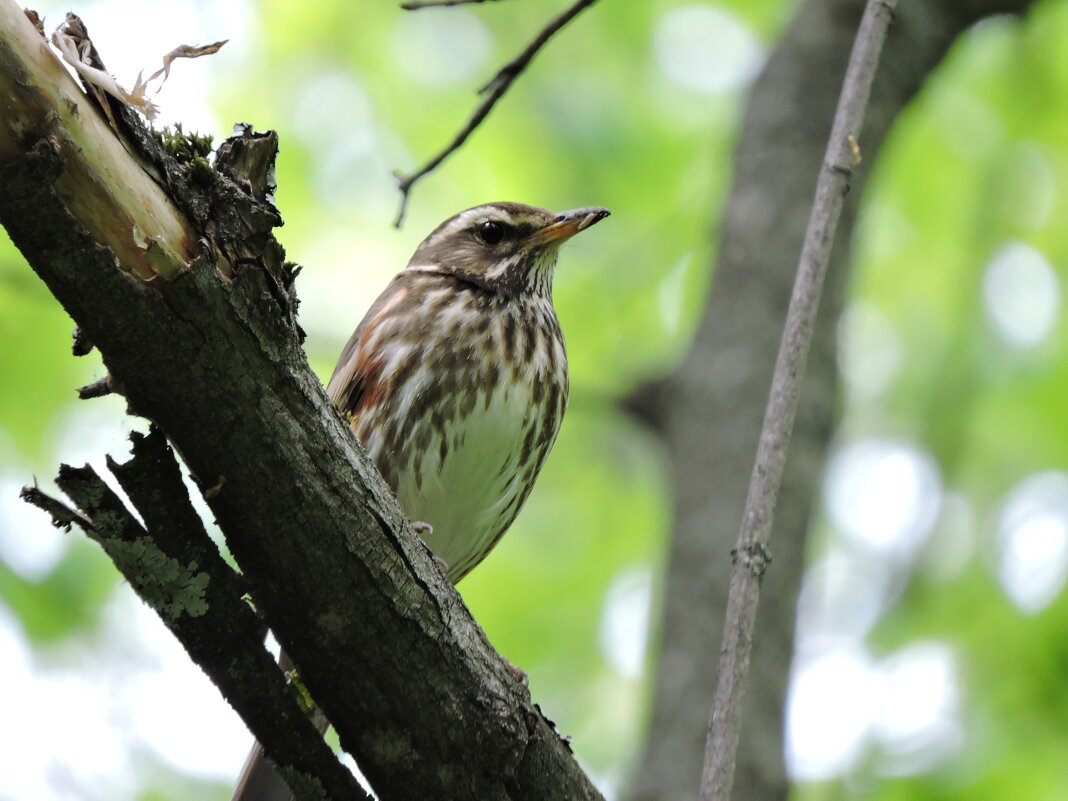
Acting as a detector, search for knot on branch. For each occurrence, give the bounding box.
[731,541,772,580]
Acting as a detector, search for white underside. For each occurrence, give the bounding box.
[391,381,542,579]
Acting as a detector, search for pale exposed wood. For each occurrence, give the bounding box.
[0,3,195,279]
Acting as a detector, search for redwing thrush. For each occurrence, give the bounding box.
[232,202,609,801]
[327,201,609,580]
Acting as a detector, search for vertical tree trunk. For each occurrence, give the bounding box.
[627,1,1038,799]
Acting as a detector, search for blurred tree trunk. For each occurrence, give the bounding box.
[626,1,1039,799]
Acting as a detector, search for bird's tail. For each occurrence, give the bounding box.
[230,650,330,801]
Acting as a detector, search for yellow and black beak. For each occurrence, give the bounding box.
[536,206,611,244]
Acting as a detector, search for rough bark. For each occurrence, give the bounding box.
[0,5,601,800]
[23,433,371,801]
[627,1,1040,800]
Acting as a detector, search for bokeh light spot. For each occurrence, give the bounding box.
[795,548,891,647]
[652,5,763,95]
[598,567,651,679]
[996,471,1068,613]
[825,439,942,560]
[0,476,68,580]
[389,8,492,87]
[982,241,1059,348]
[787,646,877,781]
[837,301,902,402]
[873,642,961,776]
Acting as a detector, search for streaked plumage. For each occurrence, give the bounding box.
[326,201,609,580]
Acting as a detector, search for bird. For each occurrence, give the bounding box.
[231,201,610,801]
[327,201,609,580]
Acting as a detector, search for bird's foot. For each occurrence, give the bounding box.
[410,521,449,572]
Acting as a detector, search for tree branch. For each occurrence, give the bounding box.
[392,0,600,226]
[628,1,1043,798]
[0,4,602,799]
[698,2,897,800]
[23,430,370,801]
[401,0,506,9]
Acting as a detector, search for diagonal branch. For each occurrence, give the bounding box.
[0,3,602,799]
[401,0,506,8]
[392,0,601,226]
[698,1,897,800]
[23,430,370,801]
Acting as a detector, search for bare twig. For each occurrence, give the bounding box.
[21,483,88,529]
[697,2,898,800]
[76,375,115,399]
[402,0,505,9]
[392,0,600,227]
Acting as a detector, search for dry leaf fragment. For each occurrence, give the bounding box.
[52,17,160,120]
[147,41,229,91]
[50,14,227,123]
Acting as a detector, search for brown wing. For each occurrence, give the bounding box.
[325,321,369,417]
[325,273,411,420]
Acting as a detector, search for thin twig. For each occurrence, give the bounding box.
[76,375,115,399]
[401,0,505,9]
[21,483,88,529]
[392,0,601,227]
[697,1,898,800]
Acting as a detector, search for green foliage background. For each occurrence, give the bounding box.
[1,1,1067,799]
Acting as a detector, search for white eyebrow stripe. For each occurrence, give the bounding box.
[448,206,518,234]
[448,207,490,234]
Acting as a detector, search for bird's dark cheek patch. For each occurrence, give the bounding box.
[454,245,487,272]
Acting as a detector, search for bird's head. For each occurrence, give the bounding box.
[406,202,610,298]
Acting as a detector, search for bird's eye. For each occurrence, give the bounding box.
[476,220,507,245]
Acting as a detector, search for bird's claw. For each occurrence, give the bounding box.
[410,521,448,572]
